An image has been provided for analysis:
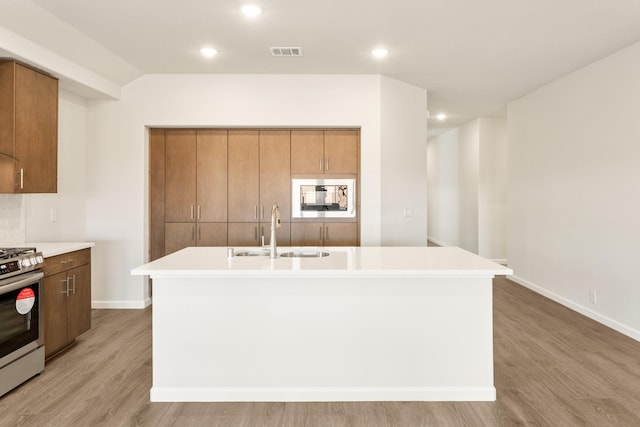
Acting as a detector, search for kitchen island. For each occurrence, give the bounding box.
[132,246,512,402]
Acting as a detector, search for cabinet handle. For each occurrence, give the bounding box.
[325,226,329,241]
[326,158,329,171]
[61,278,69,296]
[261,206,264,220]
[19,168,24,190]
[320,157,323,172]
[197,205,201,220]
[71,274,76,295]
[60,259,75,265]
[254,226,258,242]
[197,225,201,241]
[192,225,195,241]
[254,206,258,220]
[319,226,323,241]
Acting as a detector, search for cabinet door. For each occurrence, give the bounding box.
[42,272,69,358]
[324,223,358,246]
[149,129,166,261]
[228,130,259,222]
[197,130,227,222]
[260,130,291,222]
[228,223,260,246]
[260,222,291,247]
[291,130,324,174]
[291,222,324,246]
[323,130,358,174]
[14,64,58,193]
[197,223,228,247]
[66,264,92,340]
[165,130,197,222]
[165,223,196,255]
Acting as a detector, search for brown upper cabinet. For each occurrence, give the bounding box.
[0,61,58,193]
[291,129,358,175]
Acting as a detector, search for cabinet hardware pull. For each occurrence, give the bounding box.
[61,278,69,296]
[320,157,323,172]
[261,206,264,220]
[197,205,201,220]
[19,168,24,189]
[60,259,75,265]
[319,226,323,241]
[198,226,201,241]
[190,205,194,219]
[326,158,329,171]
[325,226,329,241]
[71,274,76,295]
[254,206,258,220]
[192,225,195,241]
[254,226,258,241]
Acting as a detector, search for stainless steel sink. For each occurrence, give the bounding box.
[279,251,330,258]
[234,250,270,257]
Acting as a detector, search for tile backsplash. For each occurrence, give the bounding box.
[0,194,26,244]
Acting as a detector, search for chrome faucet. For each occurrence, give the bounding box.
[269,204,281,259]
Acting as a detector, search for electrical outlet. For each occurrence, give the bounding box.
[589,290,597,305]
[50,208,57,222]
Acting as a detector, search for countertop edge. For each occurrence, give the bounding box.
[20,242,95,258]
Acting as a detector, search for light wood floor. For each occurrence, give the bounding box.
[2,277,640,426]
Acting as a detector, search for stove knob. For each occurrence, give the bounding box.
[37,255,44,263]
[21,259,31,268]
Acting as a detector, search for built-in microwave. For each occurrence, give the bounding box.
[292,178,356,218]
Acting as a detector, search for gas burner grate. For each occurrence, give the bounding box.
[0,247,37,260]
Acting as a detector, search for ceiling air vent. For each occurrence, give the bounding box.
[270,47,303,57]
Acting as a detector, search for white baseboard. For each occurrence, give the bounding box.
[509,275,640,342]
[150,386,496,402]
[92,298,151,309]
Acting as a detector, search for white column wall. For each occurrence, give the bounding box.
[478,117,507,261]
[508,41,640,339]
[380,76,428,245]
[427,129,460,247]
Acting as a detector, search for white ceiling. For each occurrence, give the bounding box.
[3,0,640,138]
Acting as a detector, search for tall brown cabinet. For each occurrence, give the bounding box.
[150,128,359,260]
[0,60,58,193]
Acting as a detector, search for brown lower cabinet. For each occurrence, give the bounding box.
[227,222,291,247]
[165,222,228,254]
[291,222,358,246]
[42,248,91,359]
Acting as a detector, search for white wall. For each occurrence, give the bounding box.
[380,76,428,245]
[426,118,507,260]
[508,40,640,340]
[85,74,427,307]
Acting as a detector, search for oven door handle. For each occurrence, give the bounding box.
[0,271,44,294]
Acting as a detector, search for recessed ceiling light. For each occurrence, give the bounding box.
[200,47,218,58]
[371,48,389,59]
[241,4,263,18]
[436,113,447,121]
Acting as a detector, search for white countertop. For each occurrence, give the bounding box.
[5,242,95,258]
[132,246,512,279]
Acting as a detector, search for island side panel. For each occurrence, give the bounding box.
[150,275,494,402]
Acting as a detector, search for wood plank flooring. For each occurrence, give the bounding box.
[2,277,640,426]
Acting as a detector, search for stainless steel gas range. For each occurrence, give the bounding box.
[0,247,45,397]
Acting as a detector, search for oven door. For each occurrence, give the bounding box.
[0,271,43,368]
